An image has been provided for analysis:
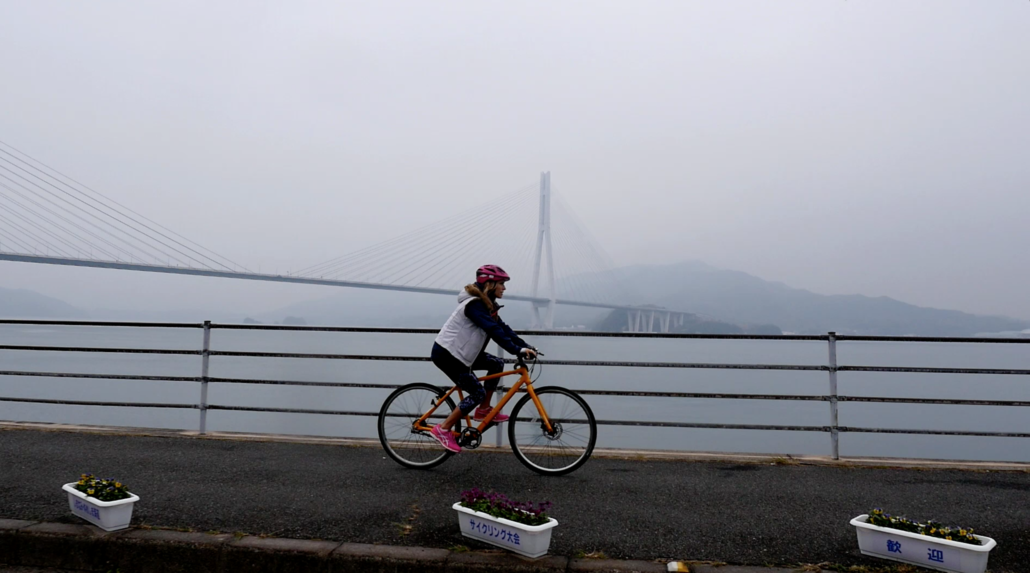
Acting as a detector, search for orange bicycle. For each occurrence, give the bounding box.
[377,354,596,476]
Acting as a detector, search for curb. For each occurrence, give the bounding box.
[0,519,684,573]
[0,519,816,573]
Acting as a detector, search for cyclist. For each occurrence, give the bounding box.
[429,264,538,453]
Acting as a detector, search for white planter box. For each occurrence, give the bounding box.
[62,483,139,531]
[453,502,558,559]
[851,514,997,573]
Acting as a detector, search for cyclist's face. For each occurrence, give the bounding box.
[494,281,506,298]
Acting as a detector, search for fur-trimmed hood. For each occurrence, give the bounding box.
[461,283,495,313]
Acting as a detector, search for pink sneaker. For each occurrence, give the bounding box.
[430,425,461,453]
[473,406,508,423]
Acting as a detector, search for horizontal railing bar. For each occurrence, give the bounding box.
[208,377,403,390]
[0,397,198,408]
[535,359,827,370]
[210,351,432,361]
[209,351,827,370]
[207,323,828,340]
[838,365,1030,375]
[207,405,380,416]
[4,345,1028,377]
[570,390,829,401]
[0,371,201,382]
[839,396,1030,407]
[593,419,829,431]
[839,426,1030,438]
[3,371,1023,406]
[0,319,203,328]
[837,335,1030,344]
[0,345,201,355]
[521,331,827,340]
[210,325,440,334]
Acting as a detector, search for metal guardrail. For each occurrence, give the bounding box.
[1,319,1029,459]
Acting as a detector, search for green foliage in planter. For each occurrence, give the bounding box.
[868,508,982,546]
[459,488,551,526]
[75,473,131,502]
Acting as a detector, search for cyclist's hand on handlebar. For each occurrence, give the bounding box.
[520,348,539,360]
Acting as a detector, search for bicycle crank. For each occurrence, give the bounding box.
[459,428,482,449]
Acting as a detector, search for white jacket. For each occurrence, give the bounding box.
[434,290,488,367]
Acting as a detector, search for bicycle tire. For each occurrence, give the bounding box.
[378,382,462,469]
[508,386,596,476]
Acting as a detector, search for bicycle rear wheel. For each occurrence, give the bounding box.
[378,383,462,469]
[508,386,596,476]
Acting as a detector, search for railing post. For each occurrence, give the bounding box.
[495,341,504,448]
[199,320,211,434]
[827,331,839,460]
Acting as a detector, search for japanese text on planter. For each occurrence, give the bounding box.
[469,520,520,545]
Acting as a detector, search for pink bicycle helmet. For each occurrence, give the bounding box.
[476,264,510,284]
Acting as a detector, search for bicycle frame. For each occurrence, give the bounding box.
[413,365,554,435]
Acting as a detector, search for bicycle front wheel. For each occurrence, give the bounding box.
[508,386,597,476]
[378,383,461,469]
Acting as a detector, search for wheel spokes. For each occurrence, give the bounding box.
[512,391,593,471]
[381,387,451,466]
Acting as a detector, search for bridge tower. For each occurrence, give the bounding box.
[529,172,557,329]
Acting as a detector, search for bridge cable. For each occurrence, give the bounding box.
[339,185,534,283]
[323,185,534,283]
[0,210,77,258]
[550,221,604,304]
[0,227,36,255]
[546,196,609,303]
[0,182,130,261]
[552,221,611,304]
[0,142,247,272]
[295,183,535,278]
[296,189,523,280]
[552,189,637,304]
[412,192,536,289]
[0,201,89,258]
[360,195,520,283]
[394,190,535,288]
[0,158,209,268]
[0,166,186,266]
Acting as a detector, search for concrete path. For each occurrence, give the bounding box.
[1,426,1027,571]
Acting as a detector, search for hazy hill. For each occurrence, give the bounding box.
[0,286,88,319]
[606,262,1030,336]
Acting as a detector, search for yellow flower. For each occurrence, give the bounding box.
[946,536,952,540]
[959,529,967,536]
[87,489,94,495]
[115,482,122,488]
[78,479,85,485]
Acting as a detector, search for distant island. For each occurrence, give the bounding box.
[589,262,1030,336]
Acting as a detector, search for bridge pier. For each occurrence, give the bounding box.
[625,309,681,333]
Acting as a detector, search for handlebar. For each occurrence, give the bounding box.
[515,349,543,367]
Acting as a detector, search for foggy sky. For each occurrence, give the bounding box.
[1,1,1028,319]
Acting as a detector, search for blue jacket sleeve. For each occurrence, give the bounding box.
[498,318,530,349]
[464,300,526,355]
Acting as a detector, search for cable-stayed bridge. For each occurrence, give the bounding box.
[0,142,689,331]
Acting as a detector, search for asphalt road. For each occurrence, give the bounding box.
[2,428,1028,570]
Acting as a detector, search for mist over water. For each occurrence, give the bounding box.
[2,324,1028,463]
